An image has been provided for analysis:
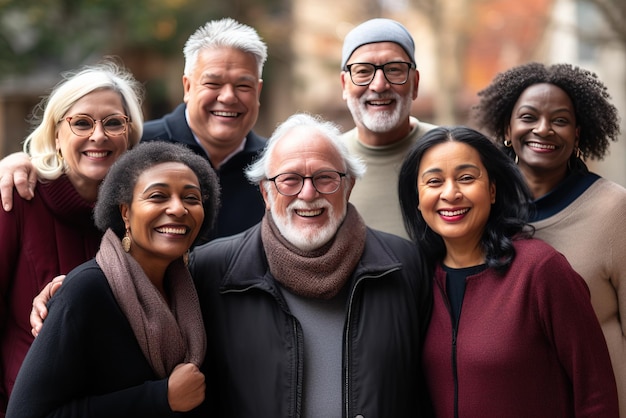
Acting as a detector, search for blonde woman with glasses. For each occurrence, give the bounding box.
[0,59,143,416]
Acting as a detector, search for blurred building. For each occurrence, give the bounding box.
[1,0,624,185]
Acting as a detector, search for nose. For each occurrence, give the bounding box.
[532,118,554,136]
[297,177,319,201]
[368,68,390,92]
[217,84,238,105]
[89,120,108,141]
[440,180,461,202]
[166,196,188,217]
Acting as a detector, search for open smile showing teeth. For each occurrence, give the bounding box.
[527,142,556,150]
[84,151,109,158]
[295,208,323,217]
[155,226,187,235]
[368,99,392,106]
[439,208,469,217]
[212,111,239,117]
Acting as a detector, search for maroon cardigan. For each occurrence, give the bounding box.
[0,175,101,414]
[424,238,618,417]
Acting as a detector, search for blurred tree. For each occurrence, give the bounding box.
[583,0,626,45]
[0,0,285,77]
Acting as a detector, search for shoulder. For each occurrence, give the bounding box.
[190,225,261,271]
[245,131,267,152]
[363,228,423,268]
[410,117,437,139]
[511,238,582,282]
[142,103,187,140]
[57,259,111,303]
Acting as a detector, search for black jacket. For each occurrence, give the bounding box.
[142,103,266,241]
[189,222,433,417]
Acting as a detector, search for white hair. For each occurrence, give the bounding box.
[245,113,366,188]
[183,18,268,78]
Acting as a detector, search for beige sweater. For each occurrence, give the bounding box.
[342,117,436,239]
[532,177,626,417]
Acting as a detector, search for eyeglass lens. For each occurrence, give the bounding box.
[348,62,412,86]
[67,115,128,136]
[273,171,343,196]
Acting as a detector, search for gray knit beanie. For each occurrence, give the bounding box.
[341,18,416,70]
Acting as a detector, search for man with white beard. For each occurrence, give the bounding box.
[189,112,433,417]
[340,18,436,238]
[29,113,434,417]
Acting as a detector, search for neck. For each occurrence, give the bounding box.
[66,174,100,202]
[356,118,412,147]
[519,164,568,200]
[443,240,485,268]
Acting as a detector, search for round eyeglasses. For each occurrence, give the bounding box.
[345,61,415,86]
[267,171,346,196]
[63,114,129,137]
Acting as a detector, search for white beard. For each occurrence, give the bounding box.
[346,89,413,133]
[268,189,347,252]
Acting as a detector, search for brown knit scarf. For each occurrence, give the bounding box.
[261,203,367,299]
[95,229,206,378]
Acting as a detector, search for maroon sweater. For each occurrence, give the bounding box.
[0,175,101,414]
[424,238,618,417]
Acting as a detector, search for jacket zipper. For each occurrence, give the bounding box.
[344,267,401,418]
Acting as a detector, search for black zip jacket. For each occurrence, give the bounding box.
[189,222,433,418]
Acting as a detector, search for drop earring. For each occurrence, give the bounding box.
[122,229,131,253]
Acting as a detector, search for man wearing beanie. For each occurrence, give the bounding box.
[341,18,436,239]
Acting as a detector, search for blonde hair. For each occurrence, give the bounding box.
[24,59,144,180]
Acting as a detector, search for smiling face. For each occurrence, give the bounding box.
[341,41,418,145]
[121,162,204,271]
[506,83,579,180]
[260,126,354,251]
[417,141,496,255]
[56,89,130,199]
[182,46,262,164]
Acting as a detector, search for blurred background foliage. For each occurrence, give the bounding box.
[0,0,285,76]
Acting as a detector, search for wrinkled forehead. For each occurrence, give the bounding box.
[269,128,345,174]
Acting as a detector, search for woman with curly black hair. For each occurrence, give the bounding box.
[398,126,618,417]
[474,62,626,416]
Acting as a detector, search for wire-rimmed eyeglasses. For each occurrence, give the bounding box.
[267,170,346,196]
[345,61,415,86]
[62,114,130,137]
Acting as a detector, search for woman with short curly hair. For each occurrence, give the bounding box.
[474,62,626,416]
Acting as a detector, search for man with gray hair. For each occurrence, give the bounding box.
[29,112,434,416]
[341,18,436,238]
[0,18,267,241]
[189,112,433,417]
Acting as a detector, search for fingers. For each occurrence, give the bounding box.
[14,170,37,200]
[30,275,65,337]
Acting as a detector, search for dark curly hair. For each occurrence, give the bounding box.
[94,141,221,246]
[398,126,534,274]
[473,62,620,164]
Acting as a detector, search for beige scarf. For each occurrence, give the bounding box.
[95,229,206,378]
[261,203,367,299]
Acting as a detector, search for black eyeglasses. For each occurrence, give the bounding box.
[345,61,415,86]
[267,170,346,196]
[63,114,129,137]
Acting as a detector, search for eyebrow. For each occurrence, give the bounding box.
[142,183,202,193]
[421,163,480,177]
[517,104,574,115]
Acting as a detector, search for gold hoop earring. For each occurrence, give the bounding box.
[514,155,519,164]
[504,139,512,147]
[122,229,131,253]
[183,250,190,267]
[575,147,582,159]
